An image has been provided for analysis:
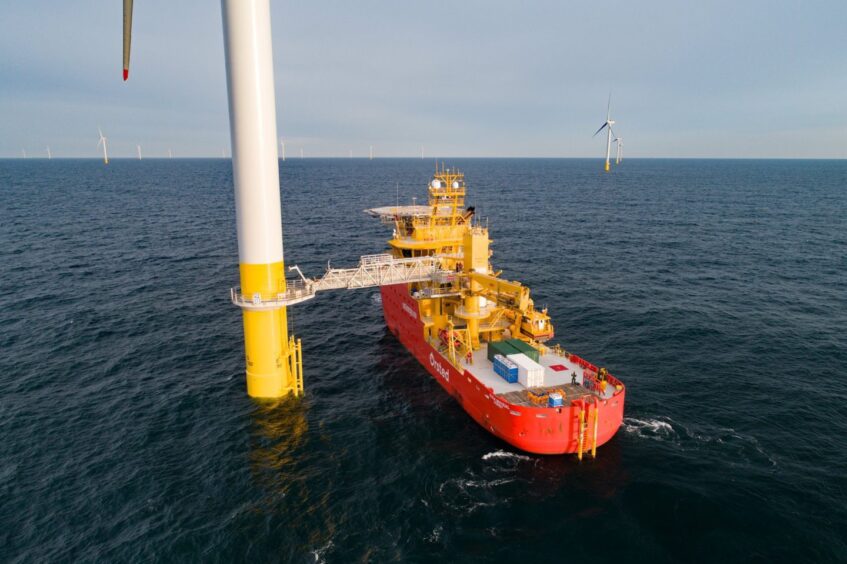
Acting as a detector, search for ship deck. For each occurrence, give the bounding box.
[461,344,617,403]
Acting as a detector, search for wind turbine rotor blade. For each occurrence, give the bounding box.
[606,93,612,121]
[593,123,608,137]
[123,0,133,80]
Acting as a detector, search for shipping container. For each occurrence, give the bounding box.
[507,353,545,388]
[486,340,522,363]
[493,354,518,383]
[505,339,540,363]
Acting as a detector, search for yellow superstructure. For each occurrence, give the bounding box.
[379,164,554,367]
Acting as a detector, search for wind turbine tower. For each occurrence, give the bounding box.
[593,95,616,172]
[280,139,285,161]
[168,148,173,159]
[97,128,109,165]
[47,146,52,160]
[615,137,623,165]
[122,0,303,398]
[369,145,373,160]
[137,144,142,160]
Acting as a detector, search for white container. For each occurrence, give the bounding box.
[507,353,545,388]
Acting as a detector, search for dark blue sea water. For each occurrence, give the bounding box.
[1,158,846,562]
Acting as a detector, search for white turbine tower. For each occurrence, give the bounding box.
[22,148,27,159]
[279,139,285,161]
[168,148,173,159]
[614,137,623,165]
[421,146,424,160]
[369,145,373,160]
[300,147,303,159]
[47,146,52,160]
[593,95,616,172]
[97,127,109,165]
[137,144,142,160]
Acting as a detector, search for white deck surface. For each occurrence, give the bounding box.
[459,344,616,400]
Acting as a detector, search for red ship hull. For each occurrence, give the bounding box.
[381,283,625,455]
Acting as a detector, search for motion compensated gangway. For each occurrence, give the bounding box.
[231,254,444,310]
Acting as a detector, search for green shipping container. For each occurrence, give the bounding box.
[506,339,540,363]
[487,340,521,363]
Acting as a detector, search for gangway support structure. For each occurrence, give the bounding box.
[231,254,445,311]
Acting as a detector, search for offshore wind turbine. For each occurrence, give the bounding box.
[47,146,52,160]
[168,148,173,159]
[421,146,424,160]
[21,148,27,159]
[137,144,142,160]
[97,127,109,164]
[300,147,303,159]
[593,95,616,172]
[615,137,623,165]
[369,145,373,160]
[279,139,285,161]
[349,149,353,158]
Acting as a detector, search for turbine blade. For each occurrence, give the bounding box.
[593,123,608,137]
[123,0,133,80]
[606,93,611,121]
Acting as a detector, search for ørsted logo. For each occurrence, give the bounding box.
[429,353,450,381]
[402,303,417,319]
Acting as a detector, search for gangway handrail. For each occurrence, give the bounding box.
[231,254,452,310]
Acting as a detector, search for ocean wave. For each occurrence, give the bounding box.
[310,540,333,563]
[481,450,532,462]
[623,417,676,440]
[624,417,777,467]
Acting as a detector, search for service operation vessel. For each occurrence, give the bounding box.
[233,165,625,457]
[366,165,625,456]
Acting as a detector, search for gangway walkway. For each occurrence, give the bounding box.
[231,254,446,310]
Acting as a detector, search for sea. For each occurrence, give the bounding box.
[1,158,845,562]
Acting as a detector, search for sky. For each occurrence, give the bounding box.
[0,0,845,159]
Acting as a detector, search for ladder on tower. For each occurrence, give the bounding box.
[231,254,447,310]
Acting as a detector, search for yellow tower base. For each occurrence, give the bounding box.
[240,262,303,398]
[604,161,610,172]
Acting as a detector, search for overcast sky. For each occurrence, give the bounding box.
[1,0,845,158]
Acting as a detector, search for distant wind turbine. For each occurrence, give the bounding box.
[221,148,226,158]
[593,94,616,172]
[137,144,142,160]
[614,137,623,165]
[349,149,353,158]
[97,127,109,165]
[168,148,173,159]
[369,145,373,160]
[421,146,424,160]
[280,139,285,161]
[21,148,27,159]
[300,147,303,159]
[47,146,52,160]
